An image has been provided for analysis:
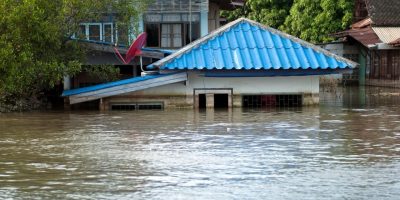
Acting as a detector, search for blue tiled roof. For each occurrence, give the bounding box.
[62,73,172,97]
[153,18,357,70]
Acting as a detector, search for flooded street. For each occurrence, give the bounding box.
[1,87,400,199]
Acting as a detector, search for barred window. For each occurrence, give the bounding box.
[242,95,302,108]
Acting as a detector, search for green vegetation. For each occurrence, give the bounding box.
[222,0,353,43]
[0,0,149,111]
[283,0,353,43]
[84,65,121,83]
[222,0,293,29]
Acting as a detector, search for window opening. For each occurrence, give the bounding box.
[79,25,87,39]
[138,103,163,110]
[111,104,137,111]
[111,103,163,111]
[88,24,101,41]
[79,23,113,42]
[161,24,182,48]
[146,24,160,47]
[103,24,113,43]
[185,23,200,43]
[145,22,200,48]
[243,95,302,108]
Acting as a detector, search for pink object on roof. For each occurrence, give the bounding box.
[114,32,147,64]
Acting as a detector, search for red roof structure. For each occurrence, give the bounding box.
[340,27,381,47]
[336,0,400,47]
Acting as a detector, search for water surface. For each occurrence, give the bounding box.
[0,87,400,199]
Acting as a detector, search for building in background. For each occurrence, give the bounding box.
[328,0,400,87]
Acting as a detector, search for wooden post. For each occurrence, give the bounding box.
[359,48,366,86]
[99,98,106,111]
[194,94,199,109]
[133,65,137,77]
[228,94,232,108]
[64,97,71,111]
[63,76,72,111]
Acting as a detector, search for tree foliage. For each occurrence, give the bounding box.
[222,0,353,43]
[84,65,121,83]
[222,0,293,29]
[283,0,353,43]
[247,0,293,29]
[0,0,149,109]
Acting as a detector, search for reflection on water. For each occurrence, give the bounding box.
[0,86,400,199]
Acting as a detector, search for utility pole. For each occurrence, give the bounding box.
[189,0,192,43]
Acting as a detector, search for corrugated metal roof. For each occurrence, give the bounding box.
[62,73,179,97]
[153,18,357,70]
[372,27,400,43]
[352,18,372,29]
[63,72,188,104]
[340,26,382,47]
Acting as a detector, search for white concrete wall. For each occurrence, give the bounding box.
[125,71,320,96]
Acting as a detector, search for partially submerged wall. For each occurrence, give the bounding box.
[102,71,320,110]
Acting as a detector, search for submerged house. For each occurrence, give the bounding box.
[62,18,356,110]
[331,0,400,87]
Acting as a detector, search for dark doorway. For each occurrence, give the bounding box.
[214,94,229,108]
[199,94,206,109]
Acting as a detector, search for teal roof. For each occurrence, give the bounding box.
[153,18,358,71]
[62,73,172,97]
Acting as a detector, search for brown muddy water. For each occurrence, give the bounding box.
[0,86,400,199]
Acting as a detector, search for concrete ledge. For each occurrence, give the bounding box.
[366,79,400,88]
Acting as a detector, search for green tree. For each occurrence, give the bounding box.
[222,0,293,29]
[0,0,149,111]
[247,0,293,29]
[221,0,353,43]
[282,0,353,43]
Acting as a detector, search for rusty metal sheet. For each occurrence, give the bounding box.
[341,27,382,47]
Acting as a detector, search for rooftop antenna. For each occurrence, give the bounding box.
[114,32,147,71]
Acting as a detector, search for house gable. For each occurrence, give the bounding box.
[153,18,357,71]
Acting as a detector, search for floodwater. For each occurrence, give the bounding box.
[0,87,400,200]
